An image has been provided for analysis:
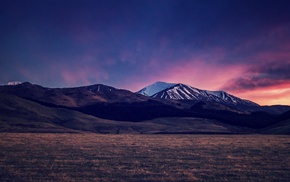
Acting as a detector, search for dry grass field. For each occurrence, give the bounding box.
[0,133,289,181]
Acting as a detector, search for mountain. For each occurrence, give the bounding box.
[0,82,190,122]
[260,105,290,115]
[0,82,149,107]
[1,81,289,134]
[137,82,259,111]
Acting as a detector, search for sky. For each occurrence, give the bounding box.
[0,0,290,105]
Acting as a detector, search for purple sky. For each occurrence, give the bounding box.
[1,0,290,105]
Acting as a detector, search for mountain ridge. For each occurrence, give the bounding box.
[0,81,290,134]
[0,82,150,107]
[137,82,260,111]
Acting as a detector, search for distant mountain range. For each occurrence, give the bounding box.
[137,82,259,112]
[0,81,289,134]
[0,82,149,107]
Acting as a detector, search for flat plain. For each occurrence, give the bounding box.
[0,133,289,181]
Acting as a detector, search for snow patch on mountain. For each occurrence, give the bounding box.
[136,81,176,96]
[206,90,257,106]
[7,81,22,86]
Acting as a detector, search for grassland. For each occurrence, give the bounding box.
[0,134,289,181]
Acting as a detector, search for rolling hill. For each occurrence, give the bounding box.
[0,93,251,134]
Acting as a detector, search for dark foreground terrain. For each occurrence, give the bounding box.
[0,134,290,181]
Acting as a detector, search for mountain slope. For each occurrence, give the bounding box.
[136,81,176,96]
[0,93,170,133]
[260,109,290,134]
[260,119,290,135]
[0,93,89,133]
[190,101,277,129]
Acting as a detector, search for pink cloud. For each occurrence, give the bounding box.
[161,60,246,91]
[126,50,247,92]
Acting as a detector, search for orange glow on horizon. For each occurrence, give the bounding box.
[232,86,290,106]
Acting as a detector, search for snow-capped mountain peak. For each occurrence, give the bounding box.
[137,81,259,108]
[136,81,176,96]
[152,83,214,100]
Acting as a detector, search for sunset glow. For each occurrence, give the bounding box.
[0,0,289,105]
